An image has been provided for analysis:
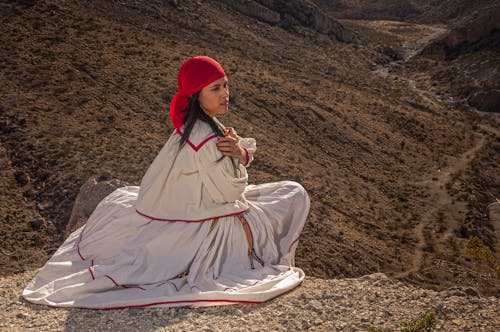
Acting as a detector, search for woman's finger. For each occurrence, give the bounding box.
[218,136,236,143]
[225,127,238,138]
[217,141,236,147]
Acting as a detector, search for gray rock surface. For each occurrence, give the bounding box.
[2,271,499,331]
[220,0,280,24]
[488,201,500,240]
[220,0,351,42]
[65,176,130,236]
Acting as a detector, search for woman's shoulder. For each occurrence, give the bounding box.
[177,121,218,153]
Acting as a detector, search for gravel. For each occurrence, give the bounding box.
[1,271,499,331]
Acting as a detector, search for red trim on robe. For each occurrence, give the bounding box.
[175,128,218,152]
[288,236,300,253]
[71,203,301,309]
[135,209,248,223]
[243,148,250,167]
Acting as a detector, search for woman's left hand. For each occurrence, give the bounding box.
[216,127,247,165]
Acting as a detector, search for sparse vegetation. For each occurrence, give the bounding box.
[369,311,437,332]
[465,236,499,276]
[465,236,495,264]
[401,311,436,332]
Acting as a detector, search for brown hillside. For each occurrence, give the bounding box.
[409,4,500,113]
[313,0,498,24]
[1,0,498,295]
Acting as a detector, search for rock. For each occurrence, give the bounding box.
[37,201,52,210]
[377,45,404,61]
[487,201,500,239]
[220,0,351,42]
[65,176,130,236]
[463,287,480,297]
[220,0,280,25]
[468,89,500,113]
[167,0,179,7]
[445,6,500,48]
[313,318,323,325]
[441,287,470,298]
[28,216,46,230]
[359,272,389,281]
[14,171,30,187]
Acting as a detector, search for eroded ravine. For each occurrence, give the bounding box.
[365,20,490,280]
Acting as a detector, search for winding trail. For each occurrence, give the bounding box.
[394,134,487,279]
[367,20,491,280]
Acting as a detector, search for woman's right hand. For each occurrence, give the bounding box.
[216,128,247,164]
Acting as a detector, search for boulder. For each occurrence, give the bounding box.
[468,89,500,113]
[65,177,130,236]
[487,201,500,239]
[377,45,404,61]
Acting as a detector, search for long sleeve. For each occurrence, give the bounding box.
[239,137,256,167]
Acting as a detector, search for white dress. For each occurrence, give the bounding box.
[23,121,310,309]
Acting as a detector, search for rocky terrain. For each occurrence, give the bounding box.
[2,271,499,331]
[1,0,499,330]
[409,4,500,113]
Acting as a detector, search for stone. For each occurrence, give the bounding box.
[468,89,500,113]
[463,287,480,297]
[65,176,130,236]
[219,0,351,42]
[220,0,280,25]
[445,6,500,48]
[487,202,500,238]
[377,45,404,61]
[28,216,46,230]
[14,171,30,187]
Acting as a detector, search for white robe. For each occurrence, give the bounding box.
[23,121,310,309]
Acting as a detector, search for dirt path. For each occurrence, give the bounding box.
[403,25,448,60]
[395,134,487,278]
[367,20,491,279]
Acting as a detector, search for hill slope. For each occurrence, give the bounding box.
[0,0,498,297]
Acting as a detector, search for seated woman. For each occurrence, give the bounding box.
[23,56,310,309]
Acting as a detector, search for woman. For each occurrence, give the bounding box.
[23,56,310,309]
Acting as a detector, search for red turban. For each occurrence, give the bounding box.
[169,56,226,129]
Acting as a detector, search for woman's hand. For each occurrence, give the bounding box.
[216,127,247,165]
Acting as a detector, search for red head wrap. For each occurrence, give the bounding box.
[169,56,226,129]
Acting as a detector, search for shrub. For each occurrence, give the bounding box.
[401,311,437,332]
[368,311,437,332]
[465,236,495,264]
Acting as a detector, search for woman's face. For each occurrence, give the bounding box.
[198,76,229,117]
